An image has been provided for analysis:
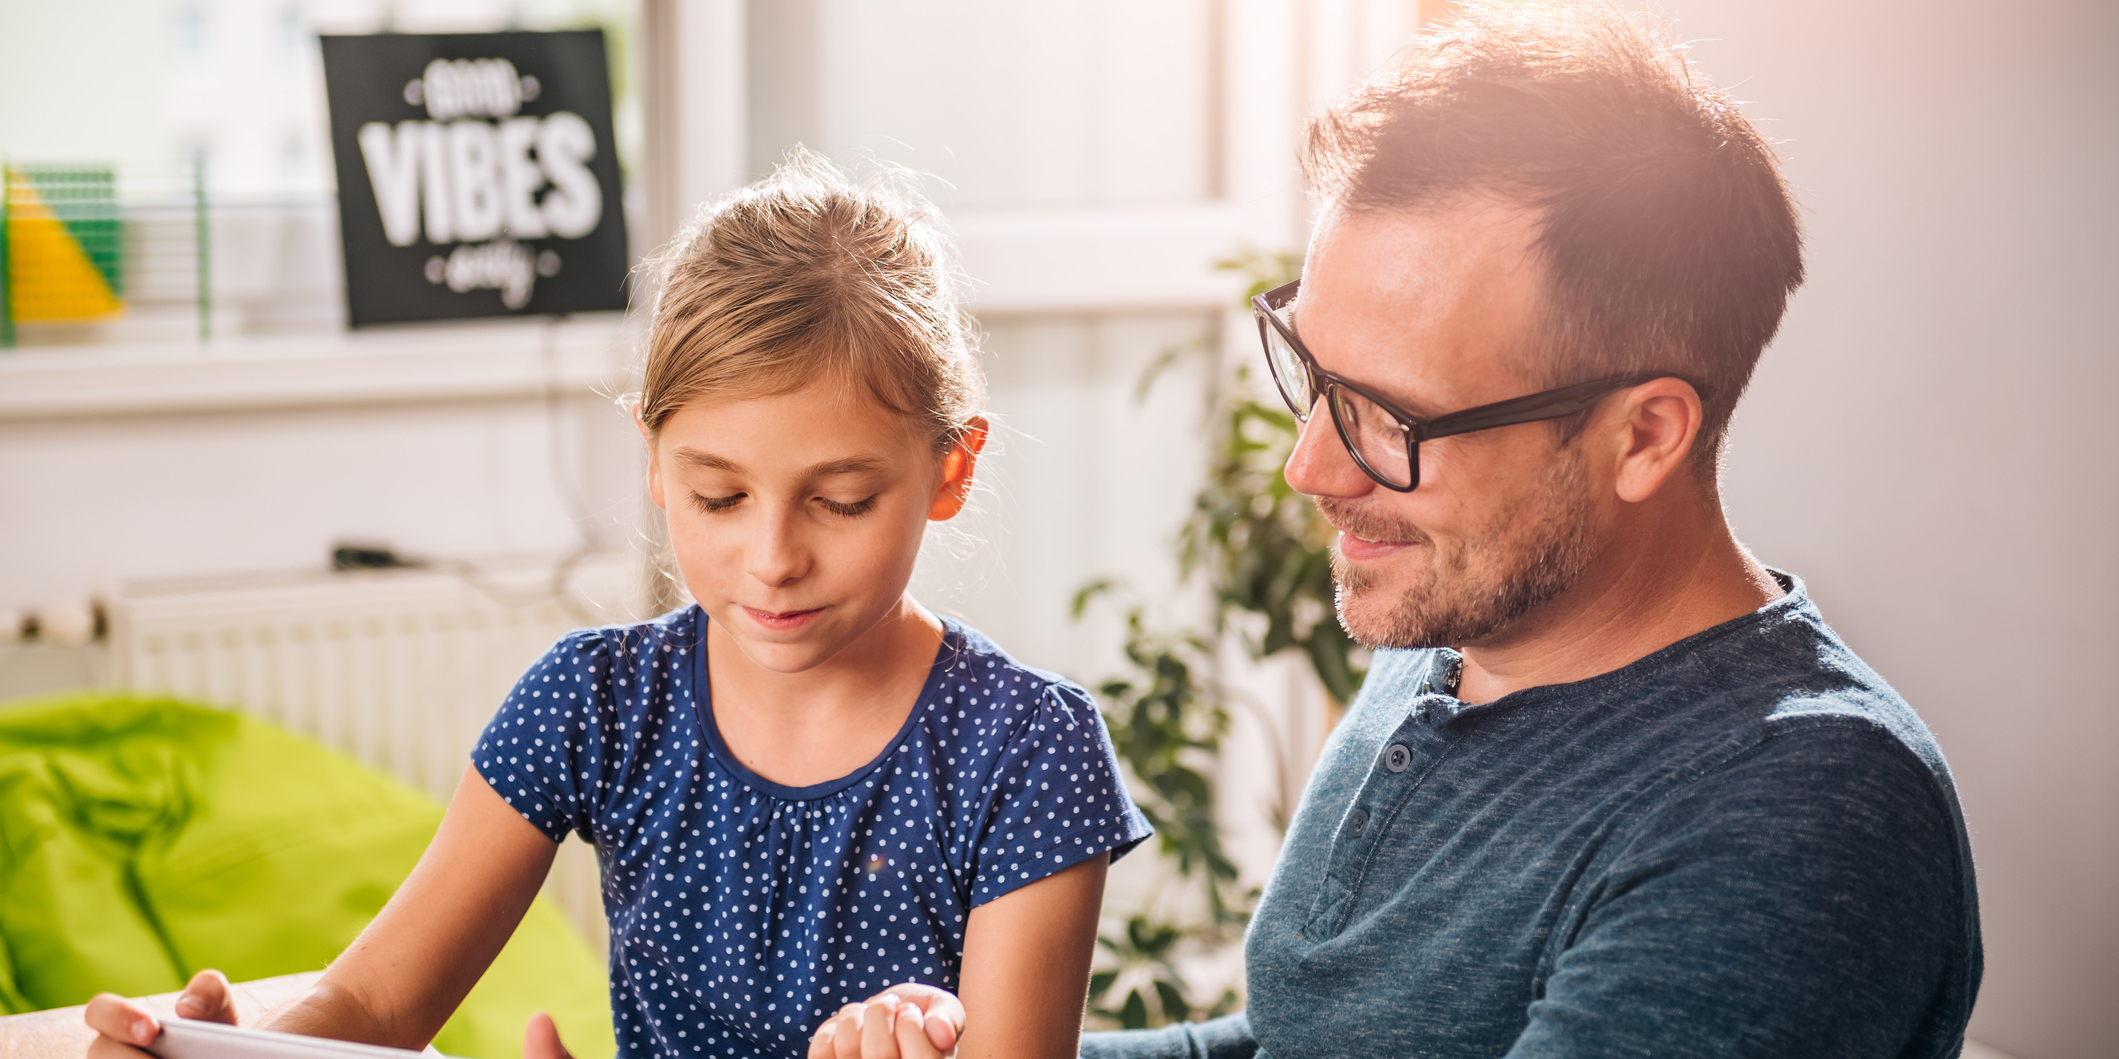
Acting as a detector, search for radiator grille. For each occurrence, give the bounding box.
[106,553,655,956]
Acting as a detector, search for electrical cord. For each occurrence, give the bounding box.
[327,317,614,626]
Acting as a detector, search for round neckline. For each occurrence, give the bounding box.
[687,611,961,801]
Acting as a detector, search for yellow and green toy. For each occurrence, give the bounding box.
[2,164,126,345]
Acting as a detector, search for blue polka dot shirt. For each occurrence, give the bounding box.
[472,607,1152,1058]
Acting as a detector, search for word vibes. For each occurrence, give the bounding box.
[356,57,600,309]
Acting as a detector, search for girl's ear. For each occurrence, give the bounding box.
[637,409,669,511]
[928,417,989,521]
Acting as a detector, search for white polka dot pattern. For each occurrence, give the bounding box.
[471,608,1151,1059]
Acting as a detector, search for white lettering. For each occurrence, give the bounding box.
[422,57,522,121]
[497,117,549,239]
[421,60,459,120]
[357,121,421,247]
[447,120,504,243]
[418,121,454,244]
[361,71,609,259]
[437,237,539,309]
[536,111,601,239]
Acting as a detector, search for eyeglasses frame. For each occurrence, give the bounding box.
[1252,279,1713,492]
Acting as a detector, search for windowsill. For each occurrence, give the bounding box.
[0,314,635,421]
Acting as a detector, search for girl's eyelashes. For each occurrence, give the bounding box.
[690,492,744,513]
[687,492,876,517]
[821,495,878,518]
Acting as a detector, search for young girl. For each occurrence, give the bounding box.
[86,152,1149,1059]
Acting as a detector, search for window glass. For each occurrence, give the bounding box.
[0,0,637,343]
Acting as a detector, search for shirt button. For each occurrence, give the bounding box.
[1384,744,1412,773]
[1347,809,1368,837]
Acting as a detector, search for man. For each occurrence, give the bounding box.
[1067,3,1982,1057]
[811,3,1980,1057]
[805,4,1966,1050]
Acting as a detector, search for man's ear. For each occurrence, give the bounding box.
[929,418,990,521]
[1610,378,1704,504]
[636,409,668,511]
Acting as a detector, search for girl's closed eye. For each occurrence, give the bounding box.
[820,495,878,518]
[691,492,744,513]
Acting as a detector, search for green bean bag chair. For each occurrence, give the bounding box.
[0,691,614,1059]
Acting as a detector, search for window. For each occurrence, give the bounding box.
[0,0,639,345]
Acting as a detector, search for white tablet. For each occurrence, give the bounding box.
[146,1018,439,1059]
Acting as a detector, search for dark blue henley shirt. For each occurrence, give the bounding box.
[1085,571,1980,1058]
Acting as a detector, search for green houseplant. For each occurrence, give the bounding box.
[1080,249,1368,1029]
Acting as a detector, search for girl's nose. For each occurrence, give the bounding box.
[745,511,811,586]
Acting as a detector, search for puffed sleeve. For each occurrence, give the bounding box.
[471,630,614,844]
[967,680,1153,906]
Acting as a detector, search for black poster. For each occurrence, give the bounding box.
[320,31,628,327]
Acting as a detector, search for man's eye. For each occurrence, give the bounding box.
[690,493,743,513]
[821,496,878,518]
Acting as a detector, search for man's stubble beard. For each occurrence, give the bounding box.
[1323,443,1601,651]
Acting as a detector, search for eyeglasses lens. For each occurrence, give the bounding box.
[1329,385,1414,488]
[1261,317,1315,421]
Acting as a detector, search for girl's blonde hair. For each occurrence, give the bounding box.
[639,149,984,451]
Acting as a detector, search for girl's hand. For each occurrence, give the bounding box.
[807,984,964,1059]
[84,970,238,1059]
[523,1012,574,1059]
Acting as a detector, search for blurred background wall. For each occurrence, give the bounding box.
[0,1,2112,1055]
[1667,3,2119,1057]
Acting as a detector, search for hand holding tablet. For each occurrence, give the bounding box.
[82,971,450,1059]
[146,1020,440,1059]
[83,970,568,1059]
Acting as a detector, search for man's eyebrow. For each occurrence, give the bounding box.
[1286,318,1449,420]
[1385,386,1449,420]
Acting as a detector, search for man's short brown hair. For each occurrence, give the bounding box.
[1303,0,1804,469]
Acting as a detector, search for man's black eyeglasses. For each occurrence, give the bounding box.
[1252,279,1712,492]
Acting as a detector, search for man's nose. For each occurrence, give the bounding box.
[1283,402,1374,499]
[745,509,811,586]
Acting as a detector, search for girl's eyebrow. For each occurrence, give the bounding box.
[672,449,886,479]
[801,456,888,478]
[673,448,742,473]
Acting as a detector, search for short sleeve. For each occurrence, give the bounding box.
[968,681,1152,906]
[471,630,611,844]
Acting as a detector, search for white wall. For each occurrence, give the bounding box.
[0,323,647,622]
[1659,2,2119,1056]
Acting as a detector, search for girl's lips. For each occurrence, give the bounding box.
[1338,530,1414,563]
[743,606,823,631]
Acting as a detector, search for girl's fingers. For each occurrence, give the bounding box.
[926,1015,957,1054]
[523,1012,575,1059]
[872,984,963,1051]
[174,970,237,1024]
[807,1018,837,1059]
[830,1006,867,1059]
[83,994,160,1048]
[85,968,240,1059]
[920,1001,958,1053]
[858,996,897,1059]
[891,1001,942,1059]
[85,1031,155,1059]
[824,988,962,1059]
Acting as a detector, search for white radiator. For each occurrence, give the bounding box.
[105,552,659,957]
